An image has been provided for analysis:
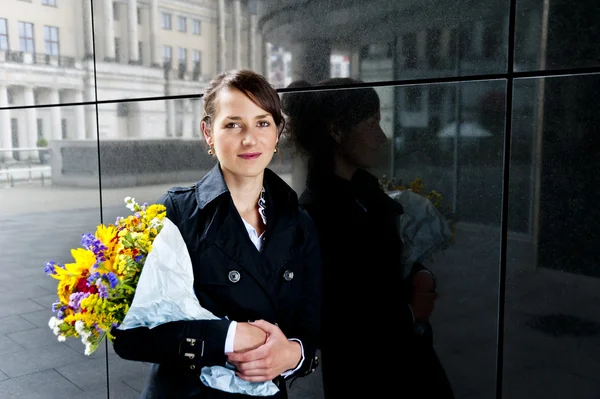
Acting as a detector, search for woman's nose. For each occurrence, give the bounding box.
[241,128,259,145]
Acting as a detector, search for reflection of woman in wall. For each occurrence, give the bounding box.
[282,78,455,398]
[112,70,322,399]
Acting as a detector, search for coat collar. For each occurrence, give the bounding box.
[195,163,229,210]
[195,163,300,223]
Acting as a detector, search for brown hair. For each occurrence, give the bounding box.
[282,78,380,184]
[202,69,285,136]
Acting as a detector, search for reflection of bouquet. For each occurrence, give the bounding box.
[45,197,278,396]
[45,197,166,354]
[380,176,456,277]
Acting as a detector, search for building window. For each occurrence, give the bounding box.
[0,19,8,51]
[178,16,187,33]
[163,45,172,65]
[426,28,441,69]
[179,47,187,64]
[162,13,172,30]
[483,23,502,59]
[18,22,35,53]
[138,41,143,64]
[117,103,130,117]
[61,118,67,139]
[44,26,59,56]
[402,32,417,68]
[113,2,120,21]
[37,118,44,140]
[193,50,201,77]
[404,87,422,112]
[115,37,121,62]
[192,19,201,35]
[137,7,142,25]
[42,0,57,5]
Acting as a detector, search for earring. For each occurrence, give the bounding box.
[274,147,278,153]
[208,147,214,156]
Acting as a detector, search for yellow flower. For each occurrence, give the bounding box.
[96,224,118,253]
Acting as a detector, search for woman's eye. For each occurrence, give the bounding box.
[257,121,270,127]
[225,123,241,129]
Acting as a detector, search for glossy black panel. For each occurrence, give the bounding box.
[504,74,600,398]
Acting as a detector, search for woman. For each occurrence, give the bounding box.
[282,78,454,398]
[112,70,322,399]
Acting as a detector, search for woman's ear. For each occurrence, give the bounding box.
[201,120,213,147]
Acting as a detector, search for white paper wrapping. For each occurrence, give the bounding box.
[388,190,453,278]
[117,217,279,396]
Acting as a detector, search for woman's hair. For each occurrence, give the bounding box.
[282,78,380,182]
[202,69,285,136]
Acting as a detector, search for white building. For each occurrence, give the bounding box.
[0,0,265,160]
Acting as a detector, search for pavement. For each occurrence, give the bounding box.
[0,180,599,399]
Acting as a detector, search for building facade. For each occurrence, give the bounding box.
[0,0,265,160]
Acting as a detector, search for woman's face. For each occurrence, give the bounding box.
[339,111,386,169]
[203,88,279,179]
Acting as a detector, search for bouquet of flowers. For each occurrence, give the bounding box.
[45,197,278,396]
[380,176,456,278]
[45,197,165,354]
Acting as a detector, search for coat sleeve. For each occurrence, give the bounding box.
[111,191,232,369]
[283,211,323,378]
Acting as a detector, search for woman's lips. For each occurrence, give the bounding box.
[238,152,262,160]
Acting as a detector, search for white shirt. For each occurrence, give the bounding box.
[223,189,305,377]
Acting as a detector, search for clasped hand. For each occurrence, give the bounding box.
[228,320,302,382]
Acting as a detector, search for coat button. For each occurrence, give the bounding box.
[229,270,241,283]
[283,270,294,281]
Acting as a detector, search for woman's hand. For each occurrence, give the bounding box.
[233,322,268,353]
[410,270,438,322]
[227,320,302,382]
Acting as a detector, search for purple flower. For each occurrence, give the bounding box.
[134,212,141,218]
[97,284,109,299]
[69,292,90,310]
[57,310,65,319]
[44,261,59,275]
[87,272,101,285]
[81,234,107,261]
[134,255,144,263]
[52,302,61,312]
[106,272,119,289]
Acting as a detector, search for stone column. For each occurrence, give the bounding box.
[192,98,202,138]
[349,48,361,79]
[149,0,161,67]
[233,0,242,69]
[0,85,12,161]
[128,0,139,63]
[82,0,95,59]
[84,80,98,140]
[218,0,226,72]
[74,90,87,140]
[249,13,257,70]
[290,39,331,83]
[166,101,176,137]
[49,89,62,140]
[23,87,37,159]
[103,0,116,61]
[182,99,193,138]
[288,40,331,192]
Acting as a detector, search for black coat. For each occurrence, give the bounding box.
[300,169,454,398]
[112,164,322,399]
